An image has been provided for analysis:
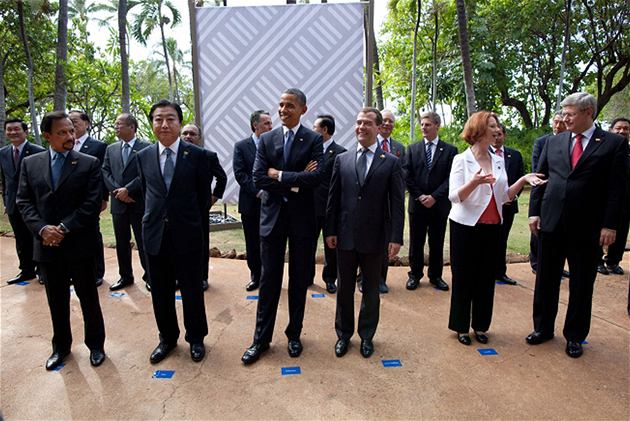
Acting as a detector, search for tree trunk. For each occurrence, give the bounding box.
[373,35,384,110]
[159,20,174,101]
[119,0,131,112]
[0,51,9,146]
[555,0,571,112]
[455,0,476,116]
[17,0,41,144]
[431,3,438,110]
[409,0,421,143]
[53,0,68,111]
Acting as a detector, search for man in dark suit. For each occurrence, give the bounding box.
[530,112,569,278]
[69,110,107,286]
[403,112,456,292]
[233,110,272,292]
[325,107,404,358]
[311,114,346,294]
[181,123,227,291]
[491,124,524,285]
[101,113,151,292]
[136,100,210,364]
[16,111,106,370]
[1,119,45,284]
[527,92,628,358]
[241,88,323,365]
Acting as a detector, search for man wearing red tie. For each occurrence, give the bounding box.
[527,92,627,358]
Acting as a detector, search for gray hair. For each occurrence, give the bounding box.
[420,111,441,126]
[560,92,597,116]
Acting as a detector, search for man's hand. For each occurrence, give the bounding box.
[100,200,108,212]
[114,187,130,201]
[325,236,337,249]
[41,225,65,247]
[210,195,218,206]
[419,195,436,208]
[600,228,616,247]
[388,242,401,258]
[528,216,541,236]
[304,160,317,172]
[267,168,280,180]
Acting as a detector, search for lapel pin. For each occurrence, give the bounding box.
[183,150,189,156]
[507,154,512,158]
[298,138,303,142]
[379,154,385,159]
[71,160,78,165]
[594,137,601,142]
[439,147,443,151]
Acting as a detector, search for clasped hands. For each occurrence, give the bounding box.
[326,236,401,259]
[41,225,66,247]
[113,187,135,203]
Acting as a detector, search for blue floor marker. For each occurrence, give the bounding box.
[382,359,402,367]
[16,281,30,286]
[582,340,589,345]
[311,293,325,298]
[53,363,65,372]
[175,295,182,301]
[110,292,127,298]
[478,348,498,356]
[246,295,259,300]
[152,370,175,379]
[281,366,301,376]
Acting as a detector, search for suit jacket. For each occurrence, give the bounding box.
[325,146,405,254]
[403,139,457,217]
[253,126,323,237]
[233,136,260,215]
[532,134,550,171]
[16,149,102,262]
[314,140,346,217]
[206,149,227,202]
[529,128,628,235]
[492,145,524,216]
[79,136,108,200]
[378,136,405,159]
[0,141,45,215]
[102,139,151,214]
[137,140,210,255]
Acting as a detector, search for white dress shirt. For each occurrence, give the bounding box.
[356,142,378,177]
[73,133,89,151]
[158,138,180,174]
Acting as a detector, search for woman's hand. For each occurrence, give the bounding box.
[524,173,547,187]
[472,168,495,185]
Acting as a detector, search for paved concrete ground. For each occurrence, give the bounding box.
[1,236,629,420]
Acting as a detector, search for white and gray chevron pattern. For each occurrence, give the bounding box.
[195,3,365,203]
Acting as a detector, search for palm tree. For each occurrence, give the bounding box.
[409,0,421,142]
[164,37,187,103]
[16,0,41,144]
[53,0,68,111]
[455,0,476,116]
[132,0,181,101]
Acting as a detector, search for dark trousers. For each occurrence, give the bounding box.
[95,219,105,279]
[147,227,208,345]
[533,225,599,342]
[408,209,447,280]
[39,257,105,353]
[336,249,382,341]
[254,206,313,344]
[201,211,210,282]
[448,221,500,333]
[604,210,629,266]
[7,210,37,275]
[241,210,261,284]
[529,232,539,271]
[312,215,338,284]
[112,212,148,282]
[495,209,516,278]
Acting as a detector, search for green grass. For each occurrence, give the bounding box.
[1,191,534,258]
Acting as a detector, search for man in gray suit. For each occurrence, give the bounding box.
[101,113,151,291]
[326,107,405,358]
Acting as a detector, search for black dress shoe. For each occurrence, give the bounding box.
[474,331,489,344]
[335,339,349,357]
[325,282,337,294]
[95,278,104,287]
[202,279,209,291]
[145,282,152,292]
[596,264,610,275]
[7,272,37,285]
[241,343,269,365]
[497,275,517,285]
[150,342,176,364]
[38,277,44,285]
[607,264,624,275]
[430,278,449,291]
[525,331,554,345]
[406,277,419,290]
[89,349,106,367]
[457,334,471,346]
[358,280,363,293]
[360,339,374,358]
[378,282,389,294]
[287,339,303,358]
[45,350,70,370]
[565,341,583,358]
[562,270,570,279]
[190,343,205,362]
[245,280,259,291]
[109,278,134,291]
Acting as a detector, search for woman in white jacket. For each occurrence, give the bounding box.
[448,111,544,345]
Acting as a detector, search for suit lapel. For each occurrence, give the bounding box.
[574,128,604,170]
[364,147,386,186]
[152,144,169,195]
[429,140,443,173]
[55,150,79,191]
[123,141,142,172]
[273,129,285,169]
[167,142,187,196]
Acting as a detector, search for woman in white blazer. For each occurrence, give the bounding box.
[448,111,544,346]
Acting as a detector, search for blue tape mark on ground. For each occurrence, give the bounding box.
[478,348,498,356]
[175,295,182,301]
[281,366,301,376]
[16,281,30,286]
[381,359,402,367]
[152,370,175,379]
[582,340,589,345]
[110,292,127,297]
[311,293,325,298]
[246,295,259,300]
[53,363,65,372]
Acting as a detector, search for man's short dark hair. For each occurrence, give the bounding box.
[149,100,183,123]
[69,109,91,125]
[316,114,335,136]
[119,113,138,132]
[361,107,383,126]
[610,117,630,128]
[41,111,69,133]
[4,118,28,131]
[283,88,307,106]
[250,110,270,132]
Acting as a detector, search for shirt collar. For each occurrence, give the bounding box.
[76,133,89,145]
[49,147,70,159]
[574,124,596,141]
[357,142,378,154]
[323,139,333,151]
[158,138,180,156]
[424,136,439,146]
[121,137,136,148]
[13,140,27,153]
[283,124,301,137]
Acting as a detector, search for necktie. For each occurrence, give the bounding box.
[13,147,20,170]
[283,129,294,164]
[495,147,503,157]
[571,133,583,169]
[122,143,131,166]
[382,138,390,153]
[426,142,433,169]
[357,147,368,185]
[163,148,174,190]
[51,152,65,189]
